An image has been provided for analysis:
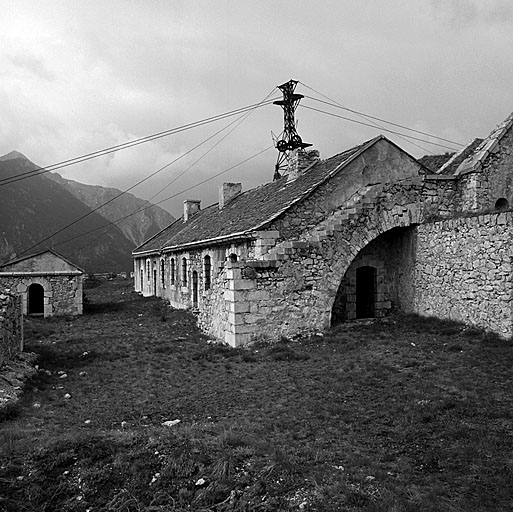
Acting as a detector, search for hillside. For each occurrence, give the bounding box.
[47,172,174,246]
[0,152,172,272]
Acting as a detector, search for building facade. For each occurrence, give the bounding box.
[0,250,84,317]
[133,113,513,346]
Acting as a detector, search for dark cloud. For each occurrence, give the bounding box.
[1,0,512,217]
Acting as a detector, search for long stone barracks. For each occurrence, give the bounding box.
[133,112,513,346]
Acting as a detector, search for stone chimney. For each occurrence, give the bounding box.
[183,199,201,222]
[219,183,242,209]
[286,149,320,181]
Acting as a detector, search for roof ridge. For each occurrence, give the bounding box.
[455,111,513,175]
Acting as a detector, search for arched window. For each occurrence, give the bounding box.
[182,257,188,286]
[204,255,211,290]
[192,271,198,306]
[229,253,238,263]
[146,260,151,280]
[495,198,509,211]
[160,259,165,287]
[170,258,175,285]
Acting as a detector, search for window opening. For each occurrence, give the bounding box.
[495,198,509,211]
[192,271,198,306]
[160,260,165,287]
[229,253,238,263]
[204,255,211,290]
[170,258,175,285]
[182,257,188,286]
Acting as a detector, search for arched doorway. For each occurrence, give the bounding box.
[28,283,45,315]
[192,271,198,307]
[356,266,376,318]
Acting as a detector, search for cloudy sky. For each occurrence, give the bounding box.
[1,0,512,217]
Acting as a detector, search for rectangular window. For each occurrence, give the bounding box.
[204,255,211,290]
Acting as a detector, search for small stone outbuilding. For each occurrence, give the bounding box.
[0,250,84,317]
[133,111,513,346]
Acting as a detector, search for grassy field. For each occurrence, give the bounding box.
[0,278,512,511]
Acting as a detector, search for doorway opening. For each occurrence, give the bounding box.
[28,283,45,315]
[356,266,376,319]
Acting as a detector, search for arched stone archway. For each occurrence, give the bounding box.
[310,200,422,332]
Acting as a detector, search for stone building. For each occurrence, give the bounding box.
[133,112,513,346]
[0,250,84,317]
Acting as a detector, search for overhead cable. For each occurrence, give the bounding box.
[299,82,464,147]
[0,97,278,187]
[17,90,277,257]
[52,146,274,252]
[300,104,460,152]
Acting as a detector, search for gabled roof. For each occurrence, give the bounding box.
[436,138,484,175]
[0,249,84,273]
[133,136,420,256]
[455,112,513,175]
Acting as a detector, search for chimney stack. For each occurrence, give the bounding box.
[219,183,242,209]
[286,149,320,181]
[183,199,201,222]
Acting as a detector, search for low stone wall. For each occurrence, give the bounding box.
[0,290,23,366]
[415,212,513,337]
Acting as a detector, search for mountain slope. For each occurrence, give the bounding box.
[0,153,168,273]
[46,173,174,246]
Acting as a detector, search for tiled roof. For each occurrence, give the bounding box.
[455,112,513,175]
[133,137,382,255]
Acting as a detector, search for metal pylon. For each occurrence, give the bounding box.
[272,79,311,180]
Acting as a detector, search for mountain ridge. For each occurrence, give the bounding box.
[0,152,174,272]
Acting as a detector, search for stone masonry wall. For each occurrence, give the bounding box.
[222,179,428,345]
[332,226,417,322]
[415,212,512,337]
[0,275,83,316]
[459,128,513,212]
[0,290,23,366]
